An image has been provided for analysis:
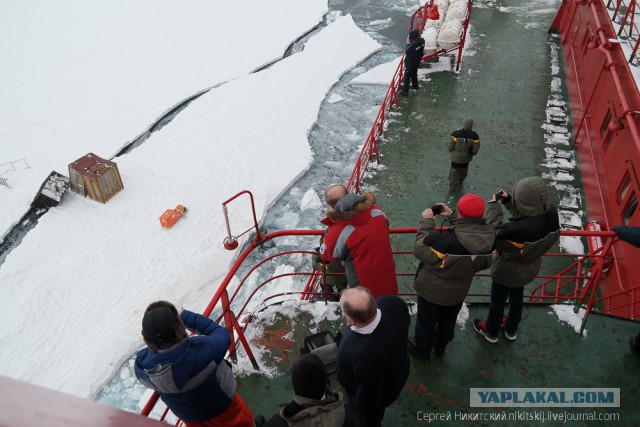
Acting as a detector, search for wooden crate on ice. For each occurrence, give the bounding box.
[68,153,123,204]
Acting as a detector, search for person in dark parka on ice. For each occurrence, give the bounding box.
[400,29,425,96]
[474,177,561,343]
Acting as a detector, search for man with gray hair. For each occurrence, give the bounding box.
[337,287,410,426]
[448,118,480,192]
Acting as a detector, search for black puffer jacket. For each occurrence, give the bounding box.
[404,31,425,70]
[488,177,561,287]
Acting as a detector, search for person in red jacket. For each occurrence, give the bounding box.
[319,189,398,298]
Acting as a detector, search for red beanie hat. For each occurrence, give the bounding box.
[457,193,485,218]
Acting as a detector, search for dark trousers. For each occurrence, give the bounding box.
[360,406,385,427]
[402,66,419,94]
[486,281,524,337]
[414,296,463,355]
[449,162,469,191]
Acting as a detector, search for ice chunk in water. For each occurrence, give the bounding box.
[300,189,323,211]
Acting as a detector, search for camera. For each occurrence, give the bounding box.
[495,190,511,203]
[431,204,443,215]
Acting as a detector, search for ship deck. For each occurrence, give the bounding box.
[238,303,640,425]
[236,1,640,425]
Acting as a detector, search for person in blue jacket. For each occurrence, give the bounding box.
[400,29,425,96]
[134,301,255,427]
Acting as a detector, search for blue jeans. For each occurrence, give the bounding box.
[486,281,524,337]
[415,296,463,355]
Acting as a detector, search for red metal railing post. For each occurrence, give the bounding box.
[221,190,265,250]
[221,290,237,354]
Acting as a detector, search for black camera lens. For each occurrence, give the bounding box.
[431,204,443,215]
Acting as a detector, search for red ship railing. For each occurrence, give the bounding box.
[607,0,640,64]
[141,217,639,420]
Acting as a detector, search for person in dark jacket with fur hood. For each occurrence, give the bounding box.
[400,29,425,96]
[409,194,495,362]
[319,190,398,299]
[474,177,561,343]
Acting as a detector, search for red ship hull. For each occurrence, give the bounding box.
[552,0,640,317]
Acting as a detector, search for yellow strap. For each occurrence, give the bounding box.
[431,248,447,269]
[507,240,526,255]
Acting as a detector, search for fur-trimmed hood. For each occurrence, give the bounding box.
[325,191,375,222]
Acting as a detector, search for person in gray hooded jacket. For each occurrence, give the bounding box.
[474,176,561,343]
[409,194,495,362]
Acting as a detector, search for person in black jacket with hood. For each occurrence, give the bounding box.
[474,177,561,343]
[400,29,425,96]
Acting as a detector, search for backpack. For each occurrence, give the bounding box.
[301,331,339,374]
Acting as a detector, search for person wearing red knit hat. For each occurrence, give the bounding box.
[457,193,486,218]
[408,194,495,363]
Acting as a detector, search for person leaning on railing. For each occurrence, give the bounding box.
[473,176,561,344]
[611,225,640,357]
[134,301,255,427]
[319,185,398,299]
[409,194,495,363]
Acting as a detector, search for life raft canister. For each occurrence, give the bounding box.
[160,205,187,228]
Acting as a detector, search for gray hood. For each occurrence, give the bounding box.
[511,176,549,218]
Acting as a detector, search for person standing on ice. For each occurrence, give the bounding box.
[473,177,560,343]
[134,301,255,427]
[319,186,398,298]
[400,28,425,96]
[448,118,480,192]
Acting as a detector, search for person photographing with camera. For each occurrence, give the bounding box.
[409,194,496,363]
[473,176,560,343]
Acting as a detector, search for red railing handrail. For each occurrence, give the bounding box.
[607,0,640,64]
[142,224,637,418]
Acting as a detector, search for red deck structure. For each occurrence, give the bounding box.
[551,0,640,316]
